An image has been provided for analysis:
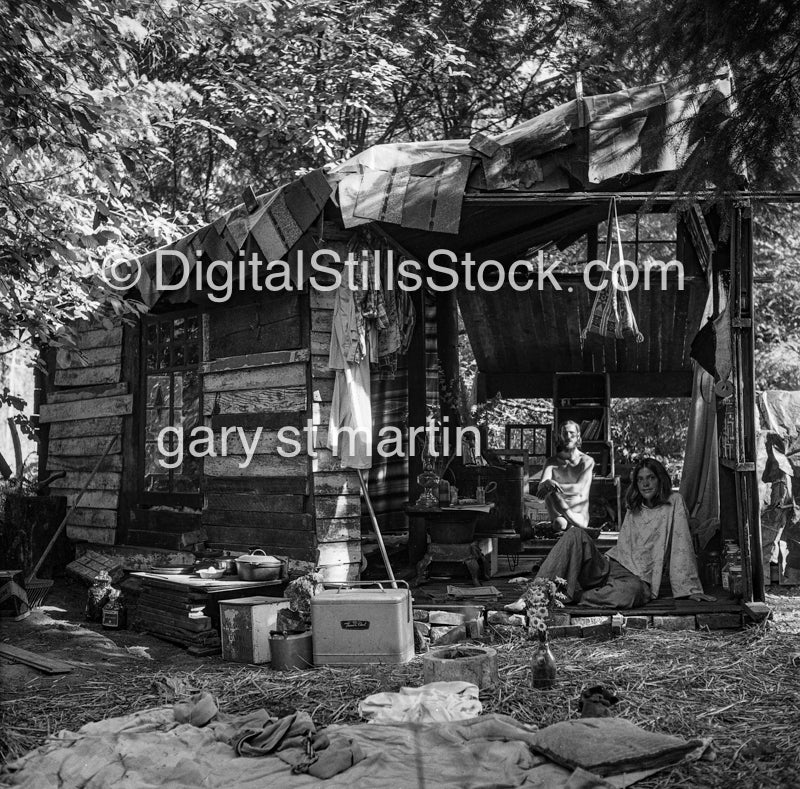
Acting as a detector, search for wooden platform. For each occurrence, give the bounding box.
[411,573,760,634]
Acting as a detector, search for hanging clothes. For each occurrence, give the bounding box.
[328,267,373,470]
[682,282,726,547]
[679,361,721,548]
[329,357,373,470]
[329,274,367,367]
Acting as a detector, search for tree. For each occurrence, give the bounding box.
[0,0,602,356]
[586,0,800,191]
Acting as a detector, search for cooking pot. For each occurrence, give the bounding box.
[235,549,285,581]
[213,555,238,575]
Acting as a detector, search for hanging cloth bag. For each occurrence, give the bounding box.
[581,197,644,343]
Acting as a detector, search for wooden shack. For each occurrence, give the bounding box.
[37,73,765,601]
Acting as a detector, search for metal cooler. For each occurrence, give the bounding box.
[311,582,414,665]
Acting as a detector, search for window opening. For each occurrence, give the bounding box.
[142,312,202,499]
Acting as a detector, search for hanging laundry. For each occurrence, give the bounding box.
[329,263,374,470]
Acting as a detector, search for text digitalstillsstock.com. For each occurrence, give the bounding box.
[104,247,686,301]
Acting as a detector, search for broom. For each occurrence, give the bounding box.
[25,435,118,607]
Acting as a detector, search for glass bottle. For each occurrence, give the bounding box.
[531,631,557,689]
[438,478,450,507]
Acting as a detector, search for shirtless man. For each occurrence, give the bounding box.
[538,421,594,532]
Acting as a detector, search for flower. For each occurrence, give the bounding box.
[510,576,568,641]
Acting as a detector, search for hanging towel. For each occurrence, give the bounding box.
[582,198,644,343]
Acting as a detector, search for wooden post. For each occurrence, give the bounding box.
[117,321,140,545]
[733,205,763,601]
[435,287,460,427]
[408,287,427,502]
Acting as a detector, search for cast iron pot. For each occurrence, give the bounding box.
[235,549,285,581]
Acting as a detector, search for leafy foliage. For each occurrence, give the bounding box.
[753,203,800,391]
[0,0,605,355]
[586,0,800,191]
[2,0,797,447]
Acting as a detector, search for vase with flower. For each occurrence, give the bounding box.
[510,576,568,689]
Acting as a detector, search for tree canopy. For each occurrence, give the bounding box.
[1,0,798,388]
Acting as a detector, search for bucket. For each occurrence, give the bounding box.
[269,631,313,670]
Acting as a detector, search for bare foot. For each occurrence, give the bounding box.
[504,598,526,613]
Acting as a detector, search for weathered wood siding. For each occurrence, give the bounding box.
[201,290,316,561]
[308,235,363,583]
[39,320,130,544]
[39,234,371,575]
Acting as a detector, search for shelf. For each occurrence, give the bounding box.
[553,372,611,445]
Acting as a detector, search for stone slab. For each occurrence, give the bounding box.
[652,615,697,631]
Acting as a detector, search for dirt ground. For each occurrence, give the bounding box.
[1,578,799,788]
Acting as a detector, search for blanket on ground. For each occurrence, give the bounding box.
[0,707,708,789]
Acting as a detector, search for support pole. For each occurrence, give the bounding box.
[356,468,397,587]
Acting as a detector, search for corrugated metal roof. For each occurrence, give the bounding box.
[124,76,726,388]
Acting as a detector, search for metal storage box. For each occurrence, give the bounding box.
[311,584,414,665]
[219,596,289,664]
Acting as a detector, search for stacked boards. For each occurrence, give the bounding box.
[39,321,131,545]
[133,573,285,654]
[134,575,222,654]
[200,289,317,561]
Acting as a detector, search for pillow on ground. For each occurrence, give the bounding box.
[530,718,701,776]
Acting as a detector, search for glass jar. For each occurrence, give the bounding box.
[702,551,722,589]
[721,542,741,591]
[728,565,744,598]
[438,479,451,507]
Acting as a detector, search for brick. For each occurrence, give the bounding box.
[413,609,429,622]
[430,625,458,644]
[577,616,612,627]
[578,616,612,639]
[581,622,613,639]
[548,612,572,626]
[507,614,526,627]
[625,616,650,630]
[429,611,466,626]
[413,621,431,637]
[742,602,772,623]
[696,613,742,630]
[549,625,582,639]
[652,615,696,631]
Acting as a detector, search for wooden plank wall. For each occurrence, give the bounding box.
[201,290,318,563]
[309,231,363,582]
[39,321,131,544]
